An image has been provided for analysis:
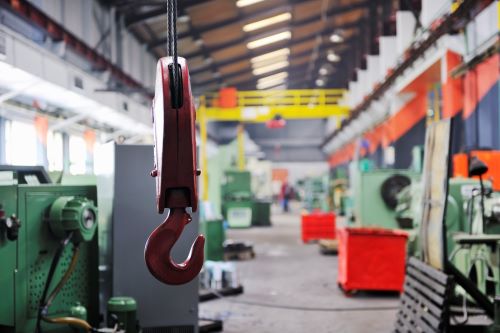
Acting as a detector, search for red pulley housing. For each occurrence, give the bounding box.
[151,57,198,213]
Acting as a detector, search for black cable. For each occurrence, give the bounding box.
[166,0,181,108]
[226,299,399,312]
[36,232,74,333]
[172,0,178,86]
[166,0,172,57]
[206,289,398,313]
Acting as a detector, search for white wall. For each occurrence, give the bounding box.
[27,0,157,89]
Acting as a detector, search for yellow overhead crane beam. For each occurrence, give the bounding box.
[198,89,349,201]
[199,89,349,122]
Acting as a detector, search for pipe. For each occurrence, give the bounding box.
[42,316,92,332]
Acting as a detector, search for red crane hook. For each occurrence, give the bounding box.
[145,56,204,285]
[145,209,205,285]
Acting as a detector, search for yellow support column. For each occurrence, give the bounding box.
[199,96,209,201]
[237,123,245,171]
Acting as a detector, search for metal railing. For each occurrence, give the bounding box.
[203,89,345,109]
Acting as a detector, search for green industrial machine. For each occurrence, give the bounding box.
[0,168,99,333]
[221,170,253,228]
[0,166,138,333]
[329,167,349,216]
[447,179,500,310]
[302,175,329,212]
[221,169,271,228]
[446,179,495,253]
[107,297,138,333]
[251,200,272,227]
[351,168,420,229]
[396,178,491,255]
[200,219,225,261]
[399,175,500,329]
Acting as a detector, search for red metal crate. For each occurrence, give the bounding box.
[301,212,336,243]
[337,227,408,293]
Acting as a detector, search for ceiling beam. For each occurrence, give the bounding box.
[122,0,212,26]
[176,3,296,38]
[194,31,359,87]
[124,8,165,27]
[146,1,368,50]
[189,19,364,76]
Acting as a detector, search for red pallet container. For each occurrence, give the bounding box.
[301,212,336,243]
[337,227,408,293]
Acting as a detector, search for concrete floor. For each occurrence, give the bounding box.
[200,205,400,333]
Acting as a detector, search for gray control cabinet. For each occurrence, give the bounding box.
[98,144,198,332]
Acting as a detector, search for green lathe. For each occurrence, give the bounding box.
[0,166,137,333]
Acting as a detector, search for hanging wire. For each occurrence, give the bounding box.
[172,0,178,83]
[166,0,180,107]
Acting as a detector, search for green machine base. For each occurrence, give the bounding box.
[0,183,99,333]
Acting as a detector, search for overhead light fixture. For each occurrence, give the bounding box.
[247,31,291,49]
[319,67,329,76]
[178,15,190,23]
[315,78,325,87]
[252,60,289,75]
[327,52,341,62]
[257,72,288,88]
[251,48,290,64]
[257,78,286,89]
[329,33,344,43]
[243,13,292,32]
[252,55,289,69]
[251,52,288,69]
[236,0,265,7]
[258,72,288,83]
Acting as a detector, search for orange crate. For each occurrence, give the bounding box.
[301,212,336,243]
[337,227,408,293]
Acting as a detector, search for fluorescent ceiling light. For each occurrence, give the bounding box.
[236,0,265,7]
[251,55,289,69]
[252,60,289,75]
[257,73,288,89]
[257,78,286,89]
[327,52,341,62]
[251,48,290,63]
[243,13,292,32]
[319,67,329,76]
[257,72,288,83]
[247,31,291,49]
[250,49,290,69]
[330,33,344,43]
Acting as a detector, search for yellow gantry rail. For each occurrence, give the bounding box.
[198,89,349,201]
[200,89,349,122]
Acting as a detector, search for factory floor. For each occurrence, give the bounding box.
[200,203,400,333]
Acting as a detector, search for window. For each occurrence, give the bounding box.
[5,120,37,166]
[69,135,86,174]
[47,131,63,171]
